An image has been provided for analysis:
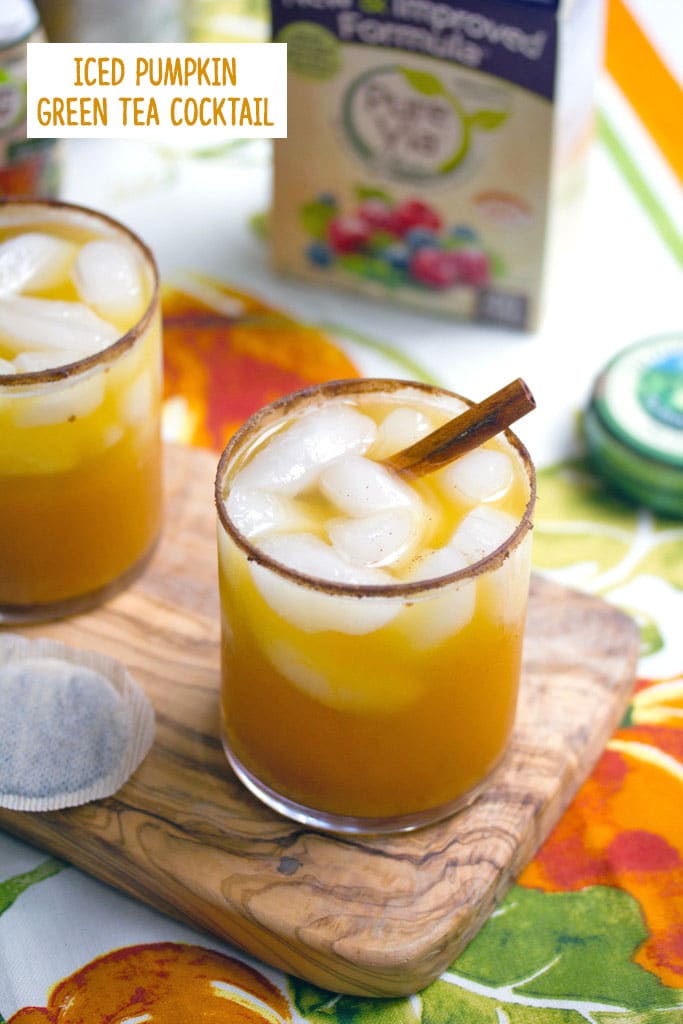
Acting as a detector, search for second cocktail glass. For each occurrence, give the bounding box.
[0,199,163,623]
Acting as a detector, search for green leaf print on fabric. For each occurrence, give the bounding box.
[637,537,683,589]
[533,458,683,597]
[0,859,64,917]
[289,981,422,1024]
[536,459,640,527]
[433,886,682,1016]
[620,607,664,657]
[533,457,683,670]
[533,460,638,579]
[288,886,683,1023]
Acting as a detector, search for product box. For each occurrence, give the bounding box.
[270,0,603,330]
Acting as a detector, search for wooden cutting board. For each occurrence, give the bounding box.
[0,443,640,997]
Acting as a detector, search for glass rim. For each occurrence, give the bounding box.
[215,378,537,599]
[0,197,160,388]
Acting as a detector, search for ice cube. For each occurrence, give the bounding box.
[226,486,315,538]
[72,240,146,325]
[370,407,434,459]
[263,637,420,713]
[408,544,469,583]
[103,424,124,449]
[452,507,518,565]
[249,533,398,634]
[0,233,78,296]
[0,296,118,359]
[440,448,513,504]
[264,639,334,703]
[119,369,156,424]
[234,405,377,497]
[258,532,390,586]
[13,371,105,427]
[12,351,69,374]
[328,508,422,568]
[6,295,115,328]
[402,545,475,649]
[481,532,532,627]
[319,455,420,517]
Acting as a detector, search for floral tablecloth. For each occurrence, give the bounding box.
[1,0,682,1018]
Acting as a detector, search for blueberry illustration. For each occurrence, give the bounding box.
[307,241,335,267]
[383,243,411,271]
[404,228,439,251]
[451,224,478,243]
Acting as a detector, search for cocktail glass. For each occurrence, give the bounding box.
[0,199,162,623]
[215,379,535,833]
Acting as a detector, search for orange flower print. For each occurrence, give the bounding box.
[521,675,683,988]
[162,276,359,452]
[9,942,291,1023]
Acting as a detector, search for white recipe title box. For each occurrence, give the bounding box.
[27,43,287,141]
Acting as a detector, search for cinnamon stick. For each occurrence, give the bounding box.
[384,378,536,478]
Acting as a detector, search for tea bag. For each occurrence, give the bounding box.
[0,634,155,811]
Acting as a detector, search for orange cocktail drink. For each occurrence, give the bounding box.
[0,200,162,622]
[215,379,535,832]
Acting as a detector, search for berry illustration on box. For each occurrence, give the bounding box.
[302,188,504,293]
[271,0,597,328]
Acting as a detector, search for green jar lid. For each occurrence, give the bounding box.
[585,333,683,519]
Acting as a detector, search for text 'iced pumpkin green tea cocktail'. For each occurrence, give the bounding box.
[215,379,536,833]
[0,200,162,623]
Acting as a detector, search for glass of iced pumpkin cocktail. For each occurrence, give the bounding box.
[215,379,536,833]
[0,199,162,623]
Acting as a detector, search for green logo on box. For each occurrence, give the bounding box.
[342,65,508,182]
[276,22,341,80]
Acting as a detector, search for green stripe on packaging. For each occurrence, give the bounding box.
[598,109,683,268]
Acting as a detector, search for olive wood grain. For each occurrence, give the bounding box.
[0,444,640,997]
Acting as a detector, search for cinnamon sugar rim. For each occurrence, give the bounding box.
[0,197,159,387]
[215,378,536,599]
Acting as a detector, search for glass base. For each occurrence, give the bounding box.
[0,537,159,625]
[222,735,500,835]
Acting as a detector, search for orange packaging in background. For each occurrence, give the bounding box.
[270,0,604,330]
